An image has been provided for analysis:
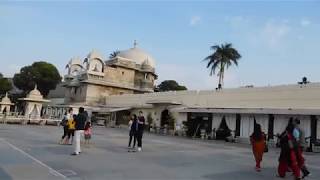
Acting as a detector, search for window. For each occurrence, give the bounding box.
[122,71,124,75]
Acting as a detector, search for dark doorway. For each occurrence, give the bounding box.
[310,115,318,143]
[161,109,169,127]
[186,113,212,137]
[235,114,241,136]
[216,116,231,140]
[268,114,274,140]
[115,110,131,125]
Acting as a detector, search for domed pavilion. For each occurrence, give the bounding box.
[63,41,158,105]
[19,85,50,118]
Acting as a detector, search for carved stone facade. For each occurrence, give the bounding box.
[63,43,157,105]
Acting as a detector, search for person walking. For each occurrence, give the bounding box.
[84,121,92,146]
[59,108,72,144]
[293,118,310,178]
[250,123,266,172]
[71,107,86,156]
[66,114,76,145]
[137,111,145,152]
[128,114,138,151]
[277,122,301,180]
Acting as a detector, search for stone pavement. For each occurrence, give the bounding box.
[0,124,319,180]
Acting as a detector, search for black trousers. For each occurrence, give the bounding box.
[61,126,68,139]
[137,131,143,148]
[68,129,75,139]
[128,133,136,148]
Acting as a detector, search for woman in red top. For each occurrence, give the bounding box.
[250,123,266,172]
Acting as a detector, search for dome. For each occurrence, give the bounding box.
[87,49,103,60]
[27,85,43,99]
[68,57,82,66]
[118,45,156,68]
[0,93,13,105]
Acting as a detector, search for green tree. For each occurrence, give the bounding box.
[204,43,241,89]
[109,51,120,59]
[13,61,61,97]
[157,80,187,92]
[0,73,12,95]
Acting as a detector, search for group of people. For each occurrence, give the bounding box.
[60,107,92,155]
[127,111,145,152]
[250,118,310,180]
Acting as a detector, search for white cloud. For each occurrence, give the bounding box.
[189,16,201,26]
[260,21,291,48]
[300,19,311,27]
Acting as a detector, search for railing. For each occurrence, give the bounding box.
[1,114,61,126]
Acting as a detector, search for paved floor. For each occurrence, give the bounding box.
[0,124,319,180]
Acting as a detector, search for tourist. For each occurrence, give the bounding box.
[66,114,76,145]
[293,118,310,178]
[59,108,72,144]
[72,107,86,156]
[84,121,92,146]
[128,114,138,151]
[137,111,145,152]
[277,122,301,180]
[250,123,266,172]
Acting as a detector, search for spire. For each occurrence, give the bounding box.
[34,84,37,90]
[133,40,137,48]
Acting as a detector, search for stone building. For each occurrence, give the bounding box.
[104,83,320,145]
[19,85,50,118]
[44,43,320,150]
[63,42,157,105]
[0,93,14,114]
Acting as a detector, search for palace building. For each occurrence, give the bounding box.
[40,42,320,150]
[63,41,157,105]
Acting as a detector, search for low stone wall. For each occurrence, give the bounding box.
[1,116,61,126]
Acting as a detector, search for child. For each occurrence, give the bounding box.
[84,121,92,145]
[65,114,76,145]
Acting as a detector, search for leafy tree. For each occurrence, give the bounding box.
[0,73,12,95]
[109,51,120,59]
[204,43,241,89]
[157,80,187,92]
[13,61,61,97]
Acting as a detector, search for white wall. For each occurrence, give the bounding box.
[274,115,290,135]
[240,114,255,138]
[106,83,320,110]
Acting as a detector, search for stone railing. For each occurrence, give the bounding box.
[0,114,61,126]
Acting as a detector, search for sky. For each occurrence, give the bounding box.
[0,0,319,90]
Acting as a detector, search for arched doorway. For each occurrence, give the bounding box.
[30,104,39,118]
[216,116,231,140]
[160,109,169,127]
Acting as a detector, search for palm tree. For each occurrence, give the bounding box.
[204,43,241,89]
[109,51,120,59]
